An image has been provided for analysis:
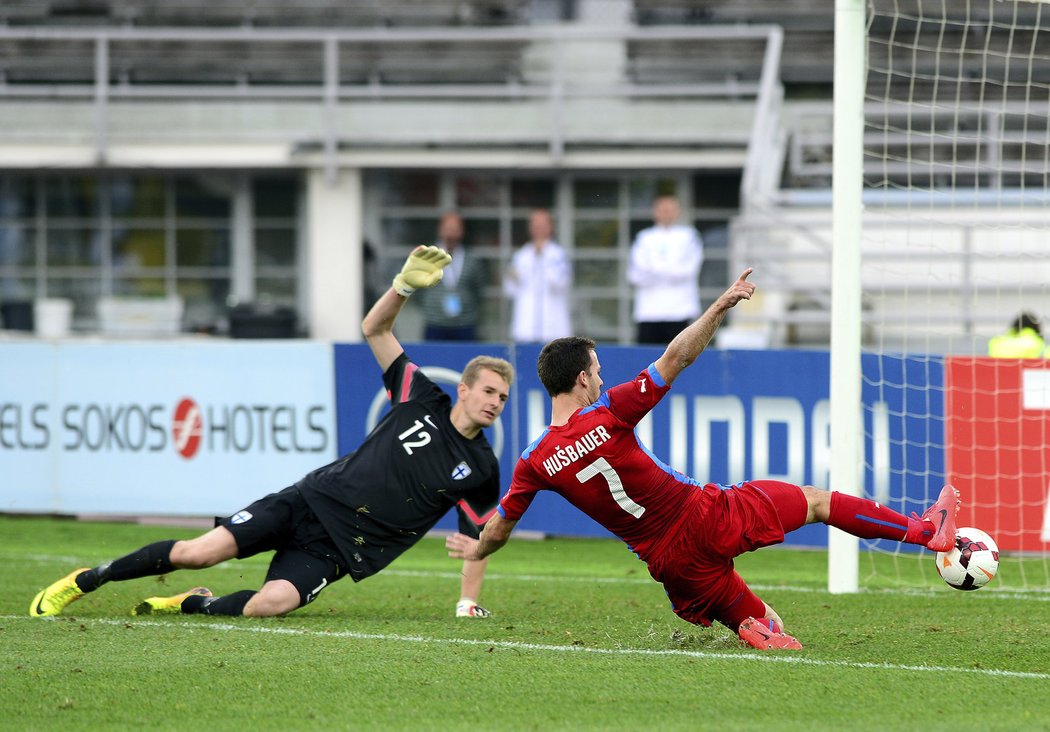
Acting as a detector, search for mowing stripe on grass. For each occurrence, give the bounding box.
[382,569,1050,601]
[6,614,1048,681]
[12,551,1050,601]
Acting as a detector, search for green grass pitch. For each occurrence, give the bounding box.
[2,516,1049,731]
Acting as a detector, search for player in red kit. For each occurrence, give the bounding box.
[446,268,960,650]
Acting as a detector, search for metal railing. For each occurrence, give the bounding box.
[729,208,1050,351]
[0,24,786,180]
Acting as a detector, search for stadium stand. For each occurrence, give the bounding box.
[0,0,531,87]
[0,0,530,28]
[633,0,833,90]
[2,0,1046,346]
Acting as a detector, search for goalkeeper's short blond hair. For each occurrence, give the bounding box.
[462,355,514,387]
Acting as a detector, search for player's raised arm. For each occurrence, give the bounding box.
[653,268,755,386]
[362,245,452,371]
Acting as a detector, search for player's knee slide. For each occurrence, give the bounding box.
[802,486,831,522]
[244,593,297,617]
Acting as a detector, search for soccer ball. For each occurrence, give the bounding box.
[935,527,999,591]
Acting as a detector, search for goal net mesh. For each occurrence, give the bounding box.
[862,0,1050,592]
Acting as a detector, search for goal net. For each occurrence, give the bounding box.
[861,0,1050,592]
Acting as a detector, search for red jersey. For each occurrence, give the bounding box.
[500,364,703,562]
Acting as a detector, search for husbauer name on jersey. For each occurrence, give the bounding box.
[500,364,704,563]
[537,424,613,477]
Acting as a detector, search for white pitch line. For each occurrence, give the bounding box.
[6,615,1048,681]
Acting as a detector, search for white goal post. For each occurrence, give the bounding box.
[830,0,1050,593]
[828,0,865,594]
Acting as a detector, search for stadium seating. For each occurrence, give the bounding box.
[0,0,529,28]
[4,0,1047,347]
[0,13,529,88]
[637,0,1050,95]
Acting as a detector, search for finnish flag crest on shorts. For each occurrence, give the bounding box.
[230,510,253,524]
[451,462,471,480]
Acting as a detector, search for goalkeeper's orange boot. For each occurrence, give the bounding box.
[738,617,803,650]
[29,568,90,617]
[919,484,961,552]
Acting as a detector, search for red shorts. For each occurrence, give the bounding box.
[646,480,807,630]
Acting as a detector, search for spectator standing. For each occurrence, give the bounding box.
[503,208,572,343]
[417,212,487,341]
[988,311,1047,358]
[627,195,704,344]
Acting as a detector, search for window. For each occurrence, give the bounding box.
[0,172,302,332]
[254,176,300,308]
[364,170,738,344]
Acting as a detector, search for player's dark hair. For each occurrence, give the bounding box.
[537,336,596,397]
[1011,311,1042,336]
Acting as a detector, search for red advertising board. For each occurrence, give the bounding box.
[946,357,1050,553]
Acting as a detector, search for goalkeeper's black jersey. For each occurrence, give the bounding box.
[298,352,500,581]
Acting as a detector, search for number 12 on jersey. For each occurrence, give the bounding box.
[398,419,432,455]
[576,457,646,518]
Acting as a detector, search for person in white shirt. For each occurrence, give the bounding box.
[503,208,572,343]
[627,195,704,344]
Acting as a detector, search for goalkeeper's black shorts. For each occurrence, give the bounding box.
[218,485,348,607]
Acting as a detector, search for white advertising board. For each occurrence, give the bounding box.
[0,341,336,516]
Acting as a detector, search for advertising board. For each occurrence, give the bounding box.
[0,341,337,515]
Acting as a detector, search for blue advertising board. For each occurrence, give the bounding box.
[861,353,946,552]
[0,339,945,542]
[332,344,946,550]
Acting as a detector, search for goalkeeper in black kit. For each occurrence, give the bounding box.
[30,245,514,620]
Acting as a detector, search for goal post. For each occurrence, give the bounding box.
[836,0,1050,593]
[828,0,865,594]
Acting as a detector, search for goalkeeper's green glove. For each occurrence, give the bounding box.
[392,245,453,297]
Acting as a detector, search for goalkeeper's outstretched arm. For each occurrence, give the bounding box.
[363,245,452,371]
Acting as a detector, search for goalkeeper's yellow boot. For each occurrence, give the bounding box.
[29,567,90,617]
[131,587,212,616]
